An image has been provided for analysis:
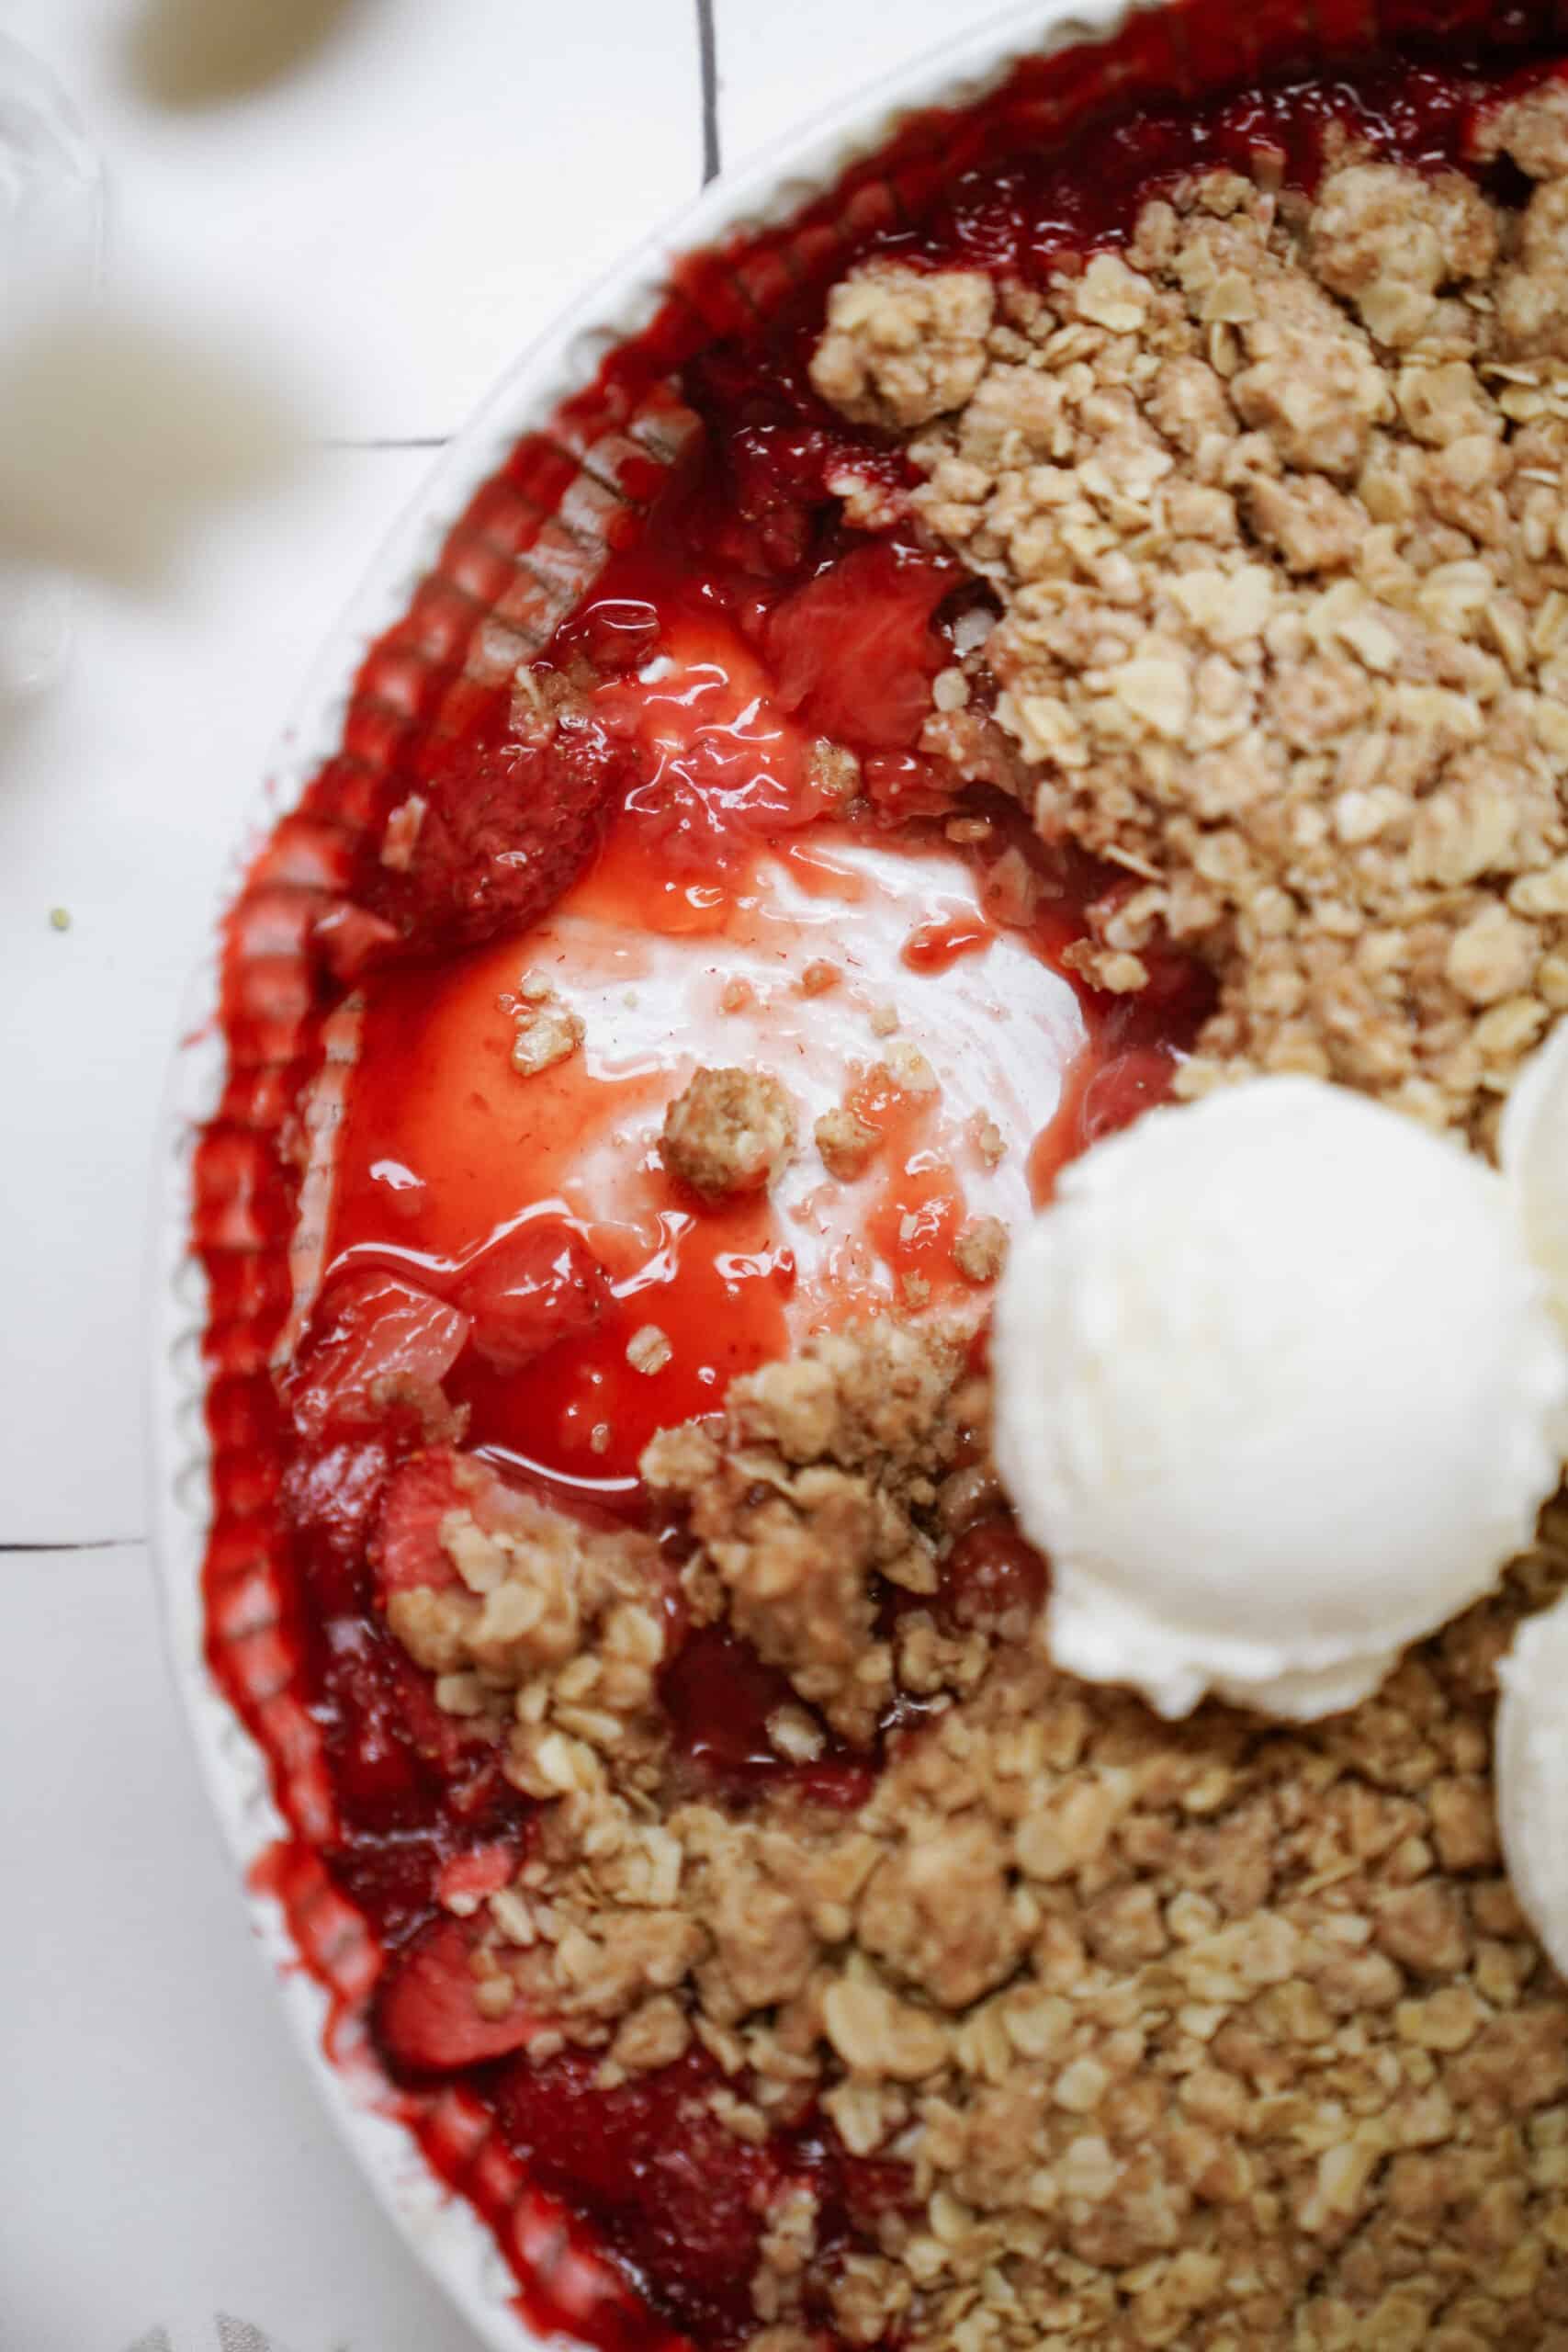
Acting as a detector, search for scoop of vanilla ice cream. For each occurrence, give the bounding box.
[1503,1013,1568,1334]
[1496,1589,1568,1978]
[992,1075,1568,1721]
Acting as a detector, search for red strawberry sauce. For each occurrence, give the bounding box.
[193,17,1565,2347]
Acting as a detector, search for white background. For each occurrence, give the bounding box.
[0,4,1010,2349]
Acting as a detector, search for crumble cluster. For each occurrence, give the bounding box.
[813,85,1568,1145]
[389,1324,1568,2352]
[661,1065,798,1198]
[386,1472,671,1804]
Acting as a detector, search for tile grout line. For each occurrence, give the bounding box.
[325,0,728,450]
[0,1537,144,1555]
[694,0,721,185]
[317,434,454,452]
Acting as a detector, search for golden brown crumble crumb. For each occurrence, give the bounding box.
[378,791,427,871]
[626,1323,672,1375]
[510,995,583,1078]
[880,1040,939,1095]
[810,109,1568,1142]
[660,1065,795,1198]
[389,1346,1568,2352]
[969,1112,1007,1169]
[387,1479,668,1803]
[953,1216,1008,1285]
[810,262,996,430]
[810,740,863,803]
[643,1321,974,1743]
[1477,74,1568,180]
[815,1105,881,1181]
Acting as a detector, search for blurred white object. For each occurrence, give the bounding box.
[1503,1014,1568,1334]
[0,310,304,588]
[0,32,101,309]
[124,0,367,108]
[1497,1589,1568,1977]
[0,32,102,692]
[1488,1015,1568,1975]
[992,1076,1568,1721]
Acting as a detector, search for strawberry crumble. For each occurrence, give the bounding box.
[191,28,1568,2352]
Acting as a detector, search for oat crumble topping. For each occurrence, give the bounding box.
[391,1324,1568,2351]
[661,1066,798,1198]
[809,91,1568,1146]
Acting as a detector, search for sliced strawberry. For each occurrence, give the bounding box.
[764,541,957,749]
[377,1915,543,2073]
[494,2047,792,2335]
[455,1218,607,1374]
[321,1617,480,1815]
[279,1437,390,1612]
[361,694,633,958]
[285,1272,469,1443]
[369,1445,468,1594]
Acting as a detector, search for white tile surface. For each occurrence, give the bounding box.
[1,447,429,1545]
[3,0,704,439]
[0,1544,481,2352]
[713,0,1015,169]
[0,6,1027,2347]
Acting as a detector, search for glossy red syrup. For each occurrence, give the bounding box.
[194,24,1567,2350]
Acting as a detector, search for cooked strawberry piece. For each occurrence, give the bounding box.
[361,695,633,958]
[765,541,957,748]
[369,1445,468,1594]
[660,1623,806,1782]
[321,1618,466,1814]
[310,901,401,983]
[599,611,833,866]
[940,1512,1048,1634]
[1077,1045,1179,1150]
[279,1437,390,1611]
[378,1914,542,2073]
[370,1443,545,1597]
[285,1272,469,1442]
[455,1218,608,1373]
[836,2151,913,2236]
[434,1842,519,1915]
[494,2047,794,2336]
[719,424,845,575]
